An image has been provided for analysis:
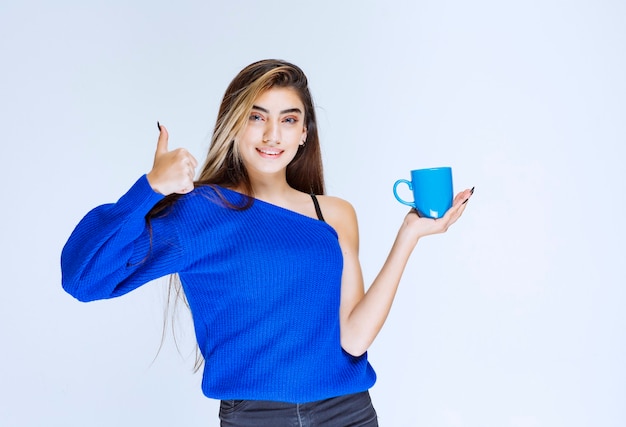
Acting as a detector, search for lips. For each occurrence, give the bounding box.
[256,147,284,157]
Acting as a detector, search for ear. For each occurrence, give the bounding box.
[301,128,307,145]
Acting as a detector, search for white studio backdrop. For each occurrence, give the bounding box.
[1,0,624,426]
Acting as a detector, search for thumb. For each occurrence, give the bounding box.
[156,121,169,155]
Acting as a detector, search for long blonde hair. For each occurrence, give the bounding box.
[149,59,325,370]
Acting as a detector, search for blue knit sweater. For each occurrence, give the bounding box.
[61,175,376,403]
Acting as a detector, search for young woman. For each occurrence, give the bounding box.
[61,59,473,426]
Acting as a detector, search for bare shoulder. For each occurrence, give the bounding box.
[315,194,356,216]
[315,195,359,236]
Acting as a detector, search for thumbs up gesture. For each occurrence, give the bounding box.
[146,123,198,195]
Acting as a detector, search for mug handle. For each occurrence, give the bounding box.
[393,179,416,207]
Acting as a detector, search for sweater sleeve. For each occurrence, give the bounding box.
[61,175,186,302]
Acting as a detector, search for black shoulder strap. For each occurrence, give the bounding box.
[310,194,325,222]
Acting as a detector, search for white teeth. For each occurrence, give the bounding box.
[258,148,281,155]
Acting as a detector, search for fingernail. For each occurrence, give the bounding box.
[470,186,475,195]
[157,121,161,131]
[462,198,469,205]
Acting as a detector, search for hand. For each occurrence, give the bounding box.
[146,123,198,195]
[403,187,474,240]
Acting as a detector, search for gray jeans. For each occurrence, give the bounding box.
[219,390,378,426]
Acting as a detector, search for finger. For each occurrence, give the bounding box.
[453,192,466,205]
[156,123,169,155]
[453,198,469,220]
[443,199,466,223]
[453,187,473,206]
[461,187,475,206]
[188,153,199,169]
[452,190,468,205]
[456,201,468,216]
[181,154,197,178]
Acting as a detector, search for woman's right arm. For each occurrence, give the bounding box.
[61,124,198,302]
[61,175,178,301]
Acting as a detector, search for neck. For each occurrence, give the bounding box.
[251,180,295,202]
[237,171,295,202]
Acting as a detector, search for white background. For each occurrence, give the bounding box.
[1,0,625,426]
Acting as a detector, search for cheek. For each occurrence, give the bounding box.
[237,128,257,146]
[288,126,306,141]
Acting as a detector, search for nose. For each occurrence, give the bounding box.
[262,121,280,144]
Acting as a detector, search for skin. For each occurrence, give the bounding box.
[147,87,473,357]
[147,125,198,195]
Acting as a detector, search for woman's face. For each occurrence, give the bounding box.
[236,87,307,180]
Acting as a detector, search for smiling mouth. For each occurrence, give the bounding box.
[257,148,283,157]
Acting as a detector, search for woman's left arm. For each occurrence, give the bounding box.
[328,187,473,357]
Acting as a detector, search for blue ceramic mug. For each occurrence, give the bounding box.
[393,167,453,218]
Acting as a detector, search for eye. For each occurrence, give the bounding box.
[283,117,298,124]
[249,113,264,121]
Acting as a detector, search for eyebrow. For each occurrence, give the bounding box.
[252,105,303,115]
